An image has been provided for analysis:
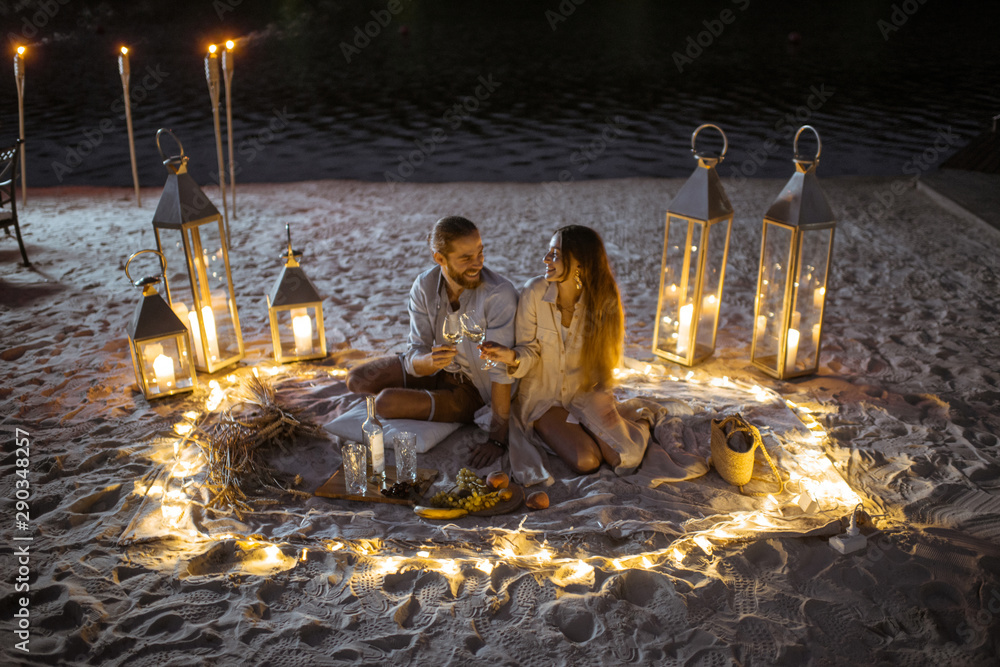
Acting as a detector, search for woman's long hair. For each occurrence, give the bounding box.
[556,225,624,388]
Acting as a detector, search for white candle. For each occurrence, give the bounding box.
[791,310,801,331]
[144,342,164,365]
[153,354,175,388]
[813,286,825,311]
[812,323,822,348]
[187,311,206,366]
[702,294,719,323]
[202,305,220,362]
[291,309,313,355]
[785,328,800,371]
[677,303,693,355]
[755,315,767,342]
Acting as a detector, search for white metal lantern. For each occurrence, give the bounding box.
[125,250,197,400]
[151,129,244,374]
[267,225,327,363]
[751,125,835,380]
[653,124,734,366]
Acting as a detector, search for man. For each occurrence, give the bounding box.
[347,216,518,468]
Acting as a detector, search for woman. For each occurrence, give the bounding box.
[480,225,650,486]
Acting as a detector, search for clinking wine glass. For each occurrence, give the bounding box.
[460,310,492,369]
[442,312,464,373]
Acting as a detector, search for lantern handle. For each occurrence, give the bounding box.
[794,125,822,162]
[125,249,167,288]
[691,124,728,160]
[155,128,185,163]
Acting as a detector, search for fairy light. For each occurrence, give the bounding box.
[124,363,866,579]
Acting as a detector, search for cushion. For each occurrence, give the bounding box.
[323,399,461,454]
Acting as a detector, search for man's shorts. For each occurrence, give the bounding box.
[398,356,484,423]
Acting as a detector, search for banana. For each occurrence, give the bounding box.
[413,506,468,520]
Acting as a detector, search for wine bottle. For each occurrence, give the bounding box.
[363,395,386,487]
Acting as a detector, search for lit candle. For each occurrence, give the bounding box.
[153,354,175,388]
[187,311,206,366]
[702,294,719,323]
[677,303,693,355]
[785,328,800,371]
[144,342,164,365]
[755,315,767,341]
[201,305,220,362]
[813,286,825,311]
[812,323,822,348]
[291,308,313,355]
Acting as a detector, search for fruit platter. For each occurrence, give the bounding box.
[413,467,536,520]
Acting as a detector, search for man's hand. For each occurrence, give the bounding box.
[468,440,504,469]
[412,345,457,376]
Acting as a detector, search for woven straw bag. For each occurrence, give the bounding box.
[710,414,784,497]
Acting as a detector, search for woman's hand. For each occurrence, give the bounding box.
[478,341,516,366]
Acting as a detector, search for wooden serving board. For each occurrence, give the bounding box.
[315,466,438,506]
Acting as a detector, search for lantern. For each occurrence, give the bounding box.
[151,129,244,373]
[125,250,197,400]
[751,125,835,380]
[652,124,734,366]
[267,225,327,363]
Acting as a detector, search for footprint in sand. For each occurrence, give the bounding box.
[547,598,598,643]
[66,484,123,514]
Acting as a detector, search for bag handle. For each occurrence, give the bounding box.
[721,414,784,497]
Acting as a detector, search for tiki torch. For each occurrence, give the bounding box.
[119,46,141,206]
[222,40,236,219]
[205,44,230,247]
[14,46,26,205]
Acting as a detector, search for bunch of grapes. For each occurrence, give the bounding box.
[456,467,489,494]
[380,481,414,499]
[430,468,501,512]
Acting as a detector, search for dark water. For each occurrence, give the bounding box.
[4,0,998,189]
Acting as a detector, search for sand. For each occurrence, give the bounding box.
[2,176,1000,665]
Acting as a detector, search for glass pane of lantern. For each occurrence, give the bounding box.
[157,228,197,323]
[659,216,705,358]
[187,222,240,367]
[276,306,320,358]
[787,228,833,372]
[755,224,794,367]
[694,218,730,356]
[138,337,194,397]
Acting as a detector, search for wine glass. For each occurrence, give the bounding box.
[460,309,491,369]
[442,312,464,373]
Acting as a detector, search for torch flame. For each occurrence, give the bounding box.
[17,46,26,55]
[120,46,128,55]
[226,40,235,50]
[208,44,218,54]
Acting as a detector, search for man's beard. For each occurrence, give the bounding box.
[447,264,482,290]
